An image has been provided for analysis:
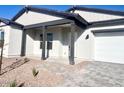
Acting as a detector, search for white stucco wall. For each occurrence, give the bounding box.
[25,30,35,55]
[74,10,124,22]
[0,25,23,58]
[7,27,23,57]
[79,25,124,64]
[32,30,42,57]
[15,11,63,26]
[75,26,94,61]
[74,24,124,64]
[0,25,11,57]
[61,27,70,58]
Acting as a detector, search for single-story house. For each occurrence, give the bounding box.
[1,6,124,65]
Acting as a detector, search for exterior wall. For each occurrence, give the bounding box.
[74,24,124,64]
[74,10,124,22]
[61,27,70,58]
[15,11,63,26]
[0,25,23,58]
[2,23,124,64]
[7,27,23,57]
[75,26,94,61]
[0,25,11,57]
[25,29,35,56]
[32,29,42,57]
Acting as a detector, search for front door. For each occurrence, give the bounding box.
[46,33,53,58]
[40,33,53,59]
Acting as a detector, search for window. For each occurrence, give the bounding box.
[40,33,53,50]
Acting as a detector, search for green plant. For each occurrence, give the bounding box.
[9,80,17,87]
[32,68,39,77]
[24,58,30,63]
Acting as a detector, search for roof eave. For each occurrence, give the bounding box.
[0,17,23,29]
[11,7,27,21]
[66,6,124,16]
[11,6,89,27]
[88,18,124,28]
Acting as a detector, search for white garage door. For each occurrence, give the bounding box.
[94,31,124,64]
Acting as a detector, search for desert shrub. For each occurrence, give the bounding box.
[24,58,30,62]
[32,68,39,77]
[9,80,17,87]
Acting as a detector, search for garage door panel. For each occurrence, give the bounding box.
[95,32,124,64]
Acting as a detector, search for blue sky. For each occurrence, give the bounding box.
[0,5,124,19]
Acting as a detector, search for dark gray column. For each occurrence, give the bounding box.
[69,22,75,65]
[42,26,46,60]
[21,29,26,56]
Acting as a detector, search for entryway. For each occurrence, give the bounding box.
[40,33,53,58]
[25,25,72,62]
[22,19,75,65]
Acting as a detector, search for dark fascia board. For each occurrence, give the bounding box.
[92,28,124,33]
[66,6,124,17]
[29,6,89,25]
[0,17,23,29]
[11,6,89,26]
[11,7,27,21]
[88,18,124,28]
[66,6,74,12]
[24,19,74,29]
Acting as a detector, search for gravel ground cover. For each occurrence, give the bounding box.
[0,58,124,87]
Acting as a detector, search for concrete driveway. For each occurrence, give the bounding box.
[60,61,124,87]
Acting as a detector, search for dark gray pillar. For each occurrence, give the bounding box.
[69,22,75,65]
[21,29,26,56]
[42,26,46,60]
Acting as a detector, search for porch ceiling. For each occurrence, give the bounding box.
[32,24,71,31]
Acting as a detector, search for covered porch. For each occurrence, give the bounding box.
[21,19,76,65]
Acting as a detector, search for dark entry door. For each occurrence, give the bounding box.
[40,33,53,58]
[46,33,53,58]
